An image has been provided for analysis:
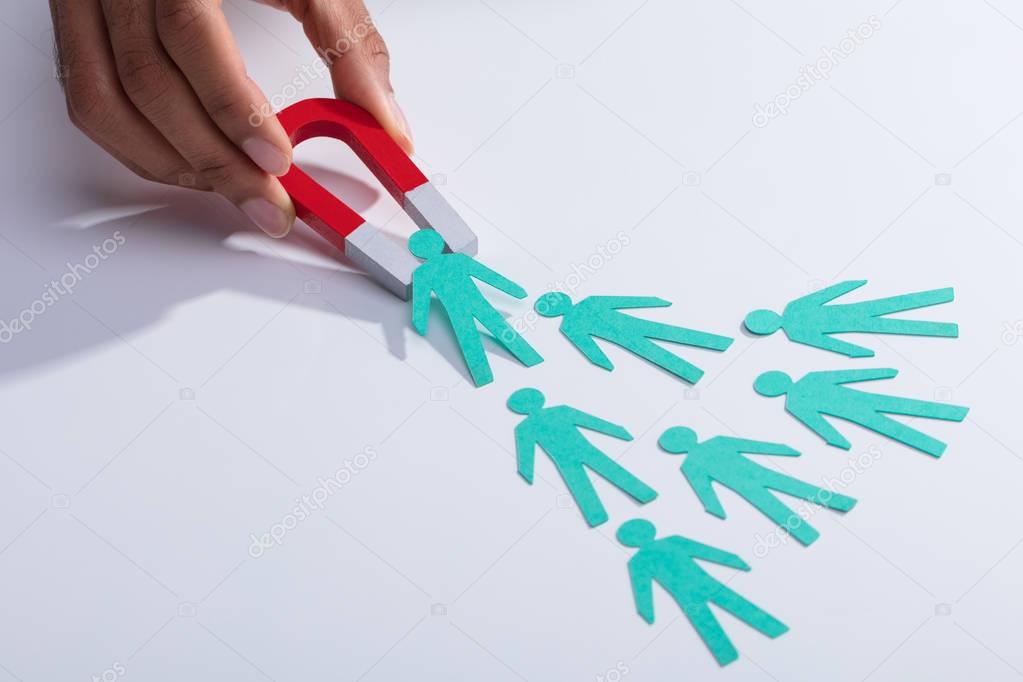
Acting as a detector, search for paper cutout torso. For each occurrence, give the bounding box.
[410,230,542,386]
[754,369,969,456]
[509,388,657,527]
[659,427,856,545]
[744,280,958,357]
[618,519,788,666]
[535,292,733,384]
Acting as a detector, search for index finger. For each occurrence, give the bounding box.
[155,0,293,176]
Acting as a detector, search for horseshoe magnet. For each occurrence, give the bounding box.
[278,98,477,299]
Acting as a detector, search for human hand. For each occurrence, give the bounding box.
[50,0,413,238]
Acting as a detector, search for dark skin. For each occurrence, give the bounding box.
[49,0,413,237]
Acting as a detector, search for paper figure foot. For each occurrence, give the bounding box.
[681,603,739,666]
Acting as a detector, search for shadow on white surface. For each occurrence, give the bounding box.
[0,163,410,376]
[1,152,505,385]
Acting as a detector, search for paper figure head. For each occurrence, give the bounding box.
[754,371,793,397]
[534,291,572,318]
[744,309,783,335]
[617,519,656,548]
[408,229,446,259]
[507,387,546,415]
[658,426,698,454]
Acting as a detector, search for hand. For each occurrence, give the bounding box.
[50,0,414,238]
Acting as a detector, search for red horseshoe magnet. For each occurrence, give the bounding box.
[278,98,477,299]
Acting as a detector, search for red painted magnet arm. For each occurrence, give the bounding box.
[279,98,426,197]
[277,165,363,248]
[277,98,428,242]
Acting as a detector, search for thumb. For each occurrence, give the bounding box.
[289,0,413,154]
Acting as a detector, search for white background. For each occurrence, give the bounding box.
[1,1,1022,680]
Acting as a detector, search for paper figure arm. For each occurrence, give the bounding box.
[678,538,750,571]
[594,296,673,310]
[729,438,800,457]
[628,558,656,624]
[563,326,614,370]
[411,275,431,335]
[683,467,726,518]
[467,260,527,299]
[797,280,868,306]
[566,408,633,441]
[858,286,955,317]
[790,407,852,449]
[805,332,876,358]
[822,368,899,385]
[515,427,537,484]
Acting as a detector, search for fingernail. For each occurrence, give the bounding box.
[242,137,291,176]
[388,91,414,153]
[240,198,292,238]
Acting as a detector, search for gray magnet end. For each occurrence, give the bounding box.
[345,222,420,300]
[404,183,478,256]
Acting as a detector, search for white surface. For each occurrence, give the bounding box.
[1,1,1022,680]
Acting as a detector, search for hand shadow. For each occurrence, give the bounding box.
[0,161,404,377]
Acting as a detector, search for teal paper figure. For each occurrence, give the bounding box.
[754,369,969,457]
[535,292,733,384]
[658,427,857,545]
[618,519,788,666]
[410,230,543,386]
[744,280,958,358]
[508,388,657,527]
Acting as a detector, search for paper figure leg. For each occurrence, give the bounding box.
[586,455,658,505]
[709,583,788,638]
[557,464,609,527]
[870,395,969,421]
[861,288,954,316]
[679,601,738,666]
[861,413,948,457]
[444,305,494,386]
[744,488,820,546]
[762,471,857,512]
[628,337,705,384]
[472,304,544,368]
[642,321,734,351]
[859,316,958,338]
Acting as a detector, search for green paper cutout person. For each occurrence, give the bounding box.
[535,292,733,384]
[509,388,657,527]
[658,427,857,545]
[744,280,958,358]
[754,369,969,457]
[410,230,543,387]
[618,519,788,666]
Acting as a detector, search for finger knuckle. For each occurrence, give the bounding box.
[154,162,194,186]
[203,88,246,123]
[117,47,172,108]
[106,0,151,33]
[156,0,212,48]
[357,30,389,69]
[191,153,235,187]
[65,69,116,132]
